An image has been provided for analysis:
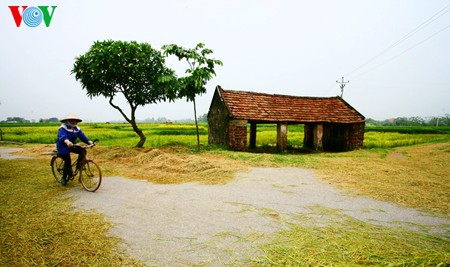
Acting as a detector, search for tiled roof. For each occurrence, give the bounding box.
[219,87,365,123]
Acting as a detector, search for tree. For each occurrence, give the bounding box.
[162,43,223,151]
[72,40,177,147]
[39,117,59,123]
[4,117,29,123]
[197,113,208,123]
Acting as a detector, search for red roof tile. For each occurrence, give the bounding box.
[218,87,365,123]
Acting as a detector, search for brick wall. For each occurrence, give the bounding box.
[345,122,365,150]
[228,119,248,151]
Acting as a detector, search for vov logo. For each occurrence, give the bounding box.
[9,6,57,27]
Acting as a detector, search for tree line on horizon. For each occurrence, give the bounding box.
[2,114,449,126]
[1,114,209,124]
[366,115,450,127]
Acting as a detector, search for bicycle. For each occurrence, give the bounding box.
[49,140,102,192]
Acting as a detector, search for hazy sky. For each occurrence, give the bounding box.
[1,0,449,122]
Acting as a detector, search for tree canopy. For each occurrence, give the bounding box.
[72,40,177,147]
[162,43,223,150]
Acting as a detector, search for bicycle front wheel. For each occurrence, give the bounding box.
[79,160,102,192]
[51,156,64,183]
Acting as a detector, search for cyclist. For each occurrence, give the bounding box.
[56,113,94,186]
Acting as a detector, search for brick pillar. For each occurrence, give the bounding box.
[277,122,288,152]
[303,124,313,149]
[228,119,248,151]
[249,122,257,149]
[313,123,323,151]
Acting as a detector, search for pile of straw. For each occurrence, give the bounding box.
[101,146,247,184]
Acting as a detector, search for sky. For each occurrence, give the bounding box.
[1,0,449,122]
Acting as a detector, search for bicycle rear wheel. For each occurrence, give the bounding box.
[79,160,102,192]
[51,156,64,183]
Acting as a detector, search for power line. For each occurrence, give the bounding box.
[351,23,450,79]
[344,4,450,78]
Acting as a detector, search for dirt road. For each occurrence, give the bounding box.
[0,147,34,160]
[69,168,450,267]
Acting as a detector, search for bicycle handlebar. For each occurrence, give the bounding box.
[75,143,95,149]
[74,139,98,149]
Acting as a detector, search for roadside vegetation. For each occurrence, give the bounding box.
[1,122,449,266]
[252,206,449,266]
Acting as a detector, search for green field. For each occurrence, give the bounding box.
[0,123,207,147]
[1,123,449,149]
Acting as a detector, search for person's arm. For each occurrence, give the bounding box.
[58,127,74,147]
[78,129,92,145]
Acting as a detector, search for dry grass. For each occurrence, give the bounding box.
[100,145,248,184]
[315,142,450,217]
[0,157,143,266]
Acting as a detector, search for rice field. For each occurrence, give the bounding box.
[0,123,207,147]
[364,131,450,148]
[1,123,449,149]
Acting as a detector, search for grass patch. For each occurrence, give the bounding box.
[252,207,449,266]
[0,157,142,266]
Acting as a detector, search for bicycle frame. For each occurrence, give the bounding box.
[70,146,88,177]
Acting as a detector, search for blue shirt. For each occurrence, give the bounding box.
[56,124,90,155]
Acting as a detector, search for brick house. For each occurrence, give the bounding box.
[208,86,365,152]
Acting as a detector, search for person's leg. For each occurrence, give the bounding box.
[70,146,86,169]
[59,153,71,186]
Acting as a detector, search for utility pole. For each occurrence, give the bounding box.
[336,77,350,98]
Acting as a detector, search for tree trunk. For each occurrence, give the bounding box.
[109,97,146,147]
[130,119,146,147]
[193,98,200,151]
